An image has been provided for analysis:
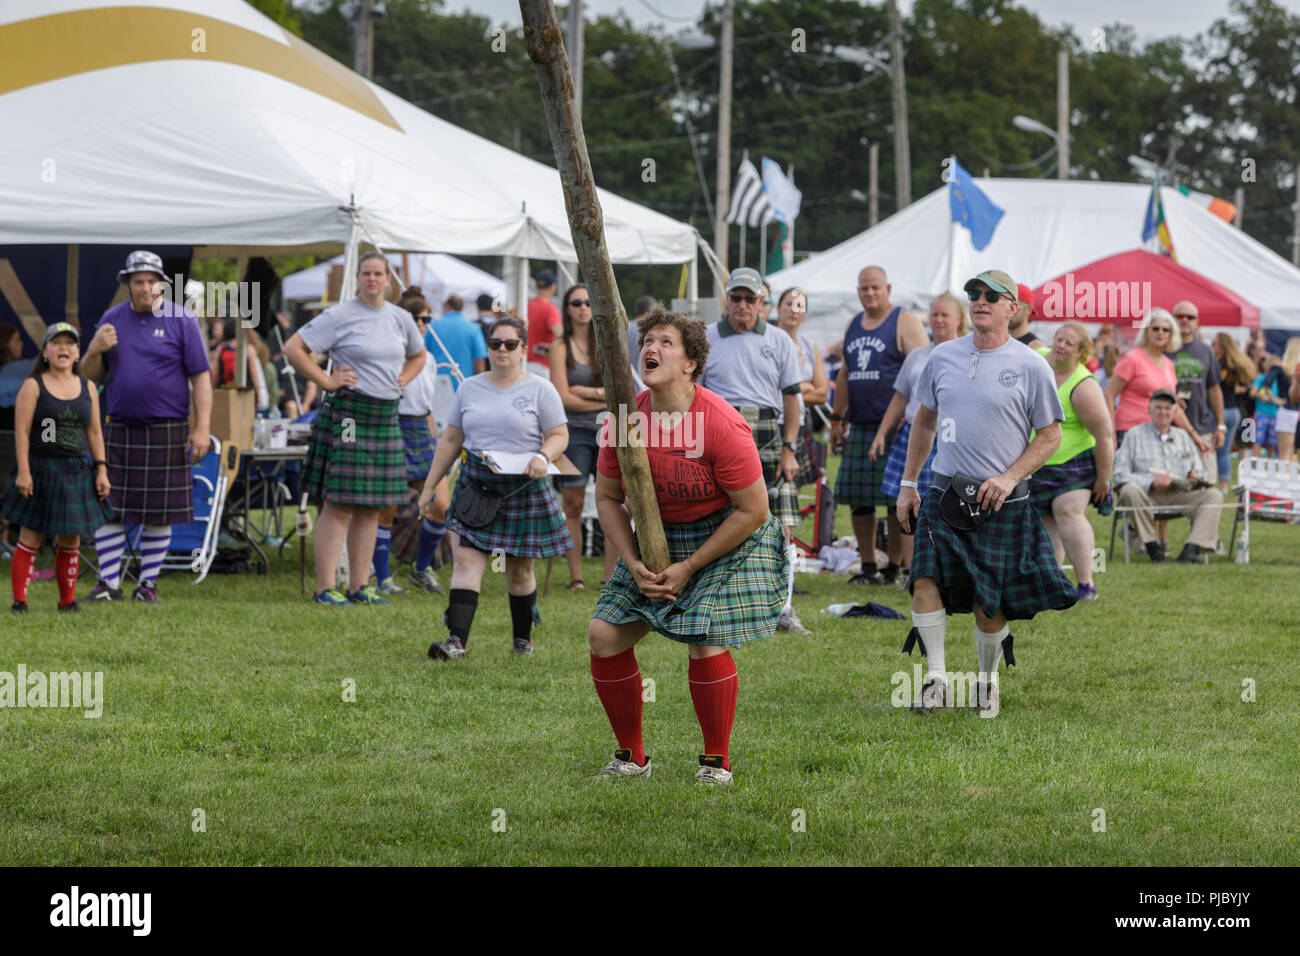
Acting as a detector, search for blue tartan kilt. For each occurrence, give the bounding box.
[0,456,113,536]
[448,452,572,558]
[1030,448,1098,513]
[835,421,895,508]
[907,487,1077,621]
[399,414,435,484]
[881,419,936,500]
[591,508,788,647]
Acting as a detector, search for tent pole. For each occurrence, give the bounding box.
[234,255,249,388]
[688,247,698,315]
[64,245,79,328]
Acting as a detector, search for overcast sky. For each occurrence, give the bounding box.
[448,0,1300,43]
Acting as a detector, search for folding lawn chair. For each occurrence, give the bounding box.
[1228,457,1300,563]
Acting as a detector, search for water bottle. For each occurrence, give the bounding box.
[1234,533,1249,564]
[822,603,856,616]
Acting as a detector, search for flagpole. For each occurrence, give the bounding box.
[760,221,767,273]
[946,154,957,293]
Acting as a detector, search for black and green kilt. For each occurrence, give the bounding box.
[1,456,112,536]
[592,508,788,647]
[448,452,572,558]
[301,389,407,507]
[907,488,1077,620]
[793,412,823,488]
[736,407,799,526]
[835,421,895,508]
[1030,448,1098,514]
[398,414,436,484]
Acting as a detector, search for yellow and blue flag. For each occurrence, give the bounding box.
[1142,175,1177,260]
[948,158,1004,251]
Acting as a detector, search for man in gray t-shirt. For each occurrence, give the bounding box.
[896,269,1075,718]
[1169,300,1225,484]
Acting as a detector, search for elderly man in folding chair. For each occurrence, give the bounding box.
[1112,389,1225,564]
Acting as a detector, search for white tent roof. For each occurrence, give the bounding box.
[770,179,1300,344]
[282,252,506,307]
[0,0,697,264]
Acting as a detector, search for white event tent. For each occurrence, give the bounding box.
[281,253,506,311]
[0,0,703,307]
[770,179,1300,346]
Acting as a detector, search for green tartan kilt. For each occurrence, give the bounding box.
[736,407,799,526]
[907,487,1077,621]
[448,453,572,558]
[301,389,407,508]
[0,456,113,536]
[591,508,789,647]
[835,422,895,508]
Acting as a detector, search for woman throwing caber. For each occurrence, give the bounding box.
[589,310,788,786]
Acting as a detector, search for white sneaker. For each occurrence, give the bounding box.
[598,749,651,778]
[777,607,810,634]
[695,755,733,785]
[376,576,406,595]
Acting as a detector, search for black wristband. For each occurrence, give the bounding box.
[828,413,842,423]
[93,459,108,468]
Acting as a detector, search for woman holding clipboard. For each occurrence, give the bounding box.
[418,316,572,660]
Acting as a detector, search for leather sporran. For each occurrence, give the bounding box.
[454,483,502,529]
[939,472,987,532]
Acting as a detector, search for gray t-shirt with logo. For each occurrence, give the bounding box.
[298,298,424,401]
[700,319,803,425]
[915,334,1063,481]
[448,372,567,453]
[894,342,935,422]
[1167,338,1222,435]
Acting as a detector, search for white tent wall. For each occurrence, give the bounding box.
[0,0,697,266]
[769,179,1300,347]
[282,252,507,311]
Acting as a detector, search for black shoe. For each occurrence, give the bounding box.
[428,636,467,661]
[881,563,901,585]
[849,568,884,585]
[1144,541,1167,563]
[512,639,535,656]
[58,601,80,613]
[1176,543,1203,564]
[11,600,26,615]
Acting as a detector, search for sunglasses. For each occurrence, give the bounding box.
[1174,313,1196,320]
[728,293,758,304]
[1148,326,1173,334]
[568,299,590,308]
[967,289,1009,304]
[488,338,522,351]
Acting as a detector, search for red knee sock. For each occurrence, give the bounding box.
[590,648,645,765]
[56,548,79,606]
[689,652,738,771]
[11,541,36,604]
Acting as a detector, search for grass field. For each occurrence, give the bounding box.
[3,470,1298,866]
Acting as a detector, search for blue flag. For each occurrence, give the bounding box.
[948,158,1004,251]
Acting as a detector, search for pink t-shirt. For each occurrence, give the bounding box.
[1113,349,1177,432]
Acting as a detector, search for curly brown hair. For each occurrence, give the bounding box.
[636,309,709,382]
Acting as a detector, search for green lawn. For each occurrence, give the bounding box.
[3,475,1297,866]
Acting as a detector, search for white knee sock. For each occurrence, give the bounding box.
[976,623,1009,682]
[783,543,797,613]
[912,608,947,679]
[95,523,126,589]
[138,525,172,585]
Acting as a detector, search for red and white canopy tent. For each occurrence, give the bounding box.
[1031,249,1261,333]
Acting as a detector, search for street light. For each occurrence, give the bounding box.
[1013,114,1057,139]
[831,44,889,72]
[832,41,910,210]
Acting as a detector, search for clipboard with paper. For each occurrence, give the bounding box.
[477,450,581,476]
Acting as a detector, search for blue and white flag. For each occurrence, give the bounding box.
[948,158,1004,251]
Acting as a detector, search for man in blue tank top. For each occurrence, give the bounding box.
[829,266,928,584]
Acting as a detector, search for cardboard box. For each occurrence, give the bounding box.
[197,385,255,456]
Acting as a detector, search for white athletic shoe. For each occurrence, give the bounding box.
[777,607,810,634]
[598,749,651,779]
[694,755,733,785]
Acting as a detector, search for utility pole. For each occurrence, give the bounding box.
[1057,47,1069,179]
[868,142,879,227]
[1292,168,1300,266]
[888,0,910,209]
[713,0,734,286]
[1233,185,1244,229]
[567,0,584,119]
[351,0,375,79]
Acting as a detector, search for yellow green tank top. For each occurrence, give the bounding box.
[1038,347,1097,465]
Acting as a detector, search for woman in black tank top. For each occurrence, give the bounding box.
[0,324,112,613]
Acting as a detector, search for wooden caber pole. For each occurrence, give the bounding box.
[519,0,669,573]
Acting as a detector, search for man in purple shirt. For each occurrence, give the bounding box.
[81,250,212,604]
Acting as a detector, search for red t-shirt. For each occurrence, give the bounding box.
[526,297,561,366]
[597,385,763,523]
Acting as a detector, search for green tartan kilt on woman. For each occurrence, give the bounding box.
[301,388,408,507]
[448,452,572,558]
[907,487,1077,621]
[592,507,789,647]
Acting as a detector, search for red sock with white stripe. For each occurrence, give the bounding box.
[590,648,645,765]
[688,652,738,771]
[11,541,36,603]
[56,548,79,605]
